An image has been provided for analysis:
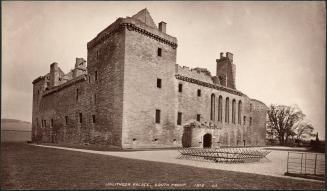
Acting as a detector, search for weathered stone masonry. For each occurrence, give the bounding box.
[32,9,268,149]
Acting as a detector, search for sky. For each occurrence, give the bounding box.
[2,1,325,139]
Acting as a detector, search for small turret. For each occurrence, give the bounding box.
[49,62,59,87]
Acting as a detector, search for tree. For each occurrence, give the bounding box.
[293,120,315,143]
[267,104,305,145]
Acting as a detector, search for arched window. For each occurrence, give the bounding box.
[218,96,223,122]
[232,99,236,124]
[210,94,216,121]
[238,101,242,124]
[225,97,229,123]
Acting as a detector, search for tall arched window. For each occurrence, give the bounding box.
[218,96,223,122]
[210,94,216,121]
[238,101,242,124]
[232,99,236,124]
[225,97,229,123]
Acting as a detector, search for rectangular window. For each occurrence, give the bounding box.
[88,75,91,83]
[177,112,182,125]
[155,109,161,124]
[178,84,183,92]
[157,48,162,57]
[249,117,252,126]
[51,119,53,127]
[79,113,82,123]
[92,115,96,123]
[93,94,97,104]
[197,89,201,97]
[95,71,98,81]
[243,116,246,125]
[65,116,68,125]
[76,88,79,101]
[41,119,44,127]
[157,78,162,88]
[197,114,201,122]
[44,120,46,127]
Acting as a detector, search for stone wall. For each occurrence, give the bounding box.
[121,19,179,149]
[86,20,126,147]
[31,23,126,147]
[176,77,263,147]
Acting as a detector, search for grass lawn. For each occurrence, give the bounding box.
[1,143,324,189]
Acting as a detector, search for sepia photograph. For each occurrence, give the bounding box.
[1,1,325,190]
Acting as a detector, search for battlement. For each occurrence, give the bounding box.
[218,52,233,61]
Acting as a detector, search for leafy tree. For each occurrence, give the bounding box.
[293,120,315,143]
[267,104,305,145]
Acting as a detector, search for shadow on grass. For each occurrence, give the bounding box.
[1,143,325,189]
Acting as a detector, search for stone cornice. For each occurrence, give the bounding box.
[124,23,178,49]
[87,23,178,50]
[175,74,243,96]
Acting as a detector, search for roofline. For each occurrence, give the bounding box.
[32,76,45,84]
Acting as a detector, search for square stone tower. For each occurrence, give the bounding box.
[216,52,236,89]
[86,9,178,148]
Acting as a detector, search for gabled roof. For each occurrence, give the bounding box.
[132,8,157,29]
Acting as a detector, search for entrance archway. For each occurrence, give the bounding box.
[203,133,212,148]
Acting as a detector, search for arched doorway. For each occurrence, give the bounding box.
[203,133,212,148]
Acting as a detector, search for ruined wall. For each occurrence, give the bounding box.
[121,17,179,149]
[176,65,213,83]
[33,76,91,144]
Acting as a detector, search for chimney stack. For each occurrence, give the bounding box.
[159,21,167,33]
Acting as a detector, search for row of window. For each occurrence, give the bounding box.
[157,79,202,97]
[210,94,250,125]
[36,113,96,128]
[155,109,252,126]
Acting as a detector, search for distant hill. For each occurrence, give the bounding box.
[1,118,32,131]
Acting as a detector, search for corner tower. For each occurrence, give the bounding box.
[122,9,178,148]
